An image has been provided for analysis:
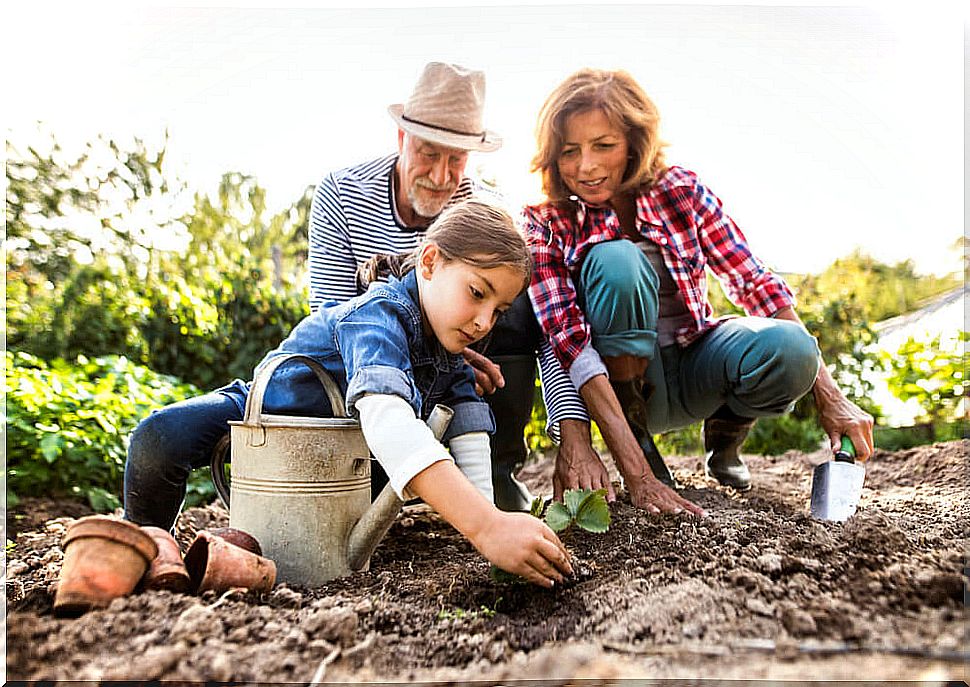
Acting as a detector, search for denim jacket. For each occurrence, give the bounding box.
[221,269,494,442]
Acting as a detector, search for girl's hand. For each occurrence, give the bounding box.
[470,511,573,588]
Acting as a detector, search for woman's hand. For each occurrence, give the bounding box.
[625,471,706,517]
[554,419,616,502]
[462,347,504,395]
[576,375,704,517]
[470,511,573,588]
[771,307,875,461]
[814,383,875,461]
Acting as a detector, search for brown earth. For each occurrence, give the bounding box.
[5,440,969,683]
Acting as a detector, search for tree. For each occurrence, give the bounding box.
[173,172,313,292]
[5,125,187,284]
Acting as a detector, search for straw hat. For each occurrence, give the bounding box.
[388,62,502,153]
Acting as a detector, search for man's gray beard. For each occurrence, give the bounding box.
[408,184,453,220]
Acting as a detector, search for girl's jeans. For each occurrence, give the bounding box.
[578,240,820,434]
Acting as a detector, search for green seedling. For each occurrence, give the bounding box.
[437,602,499,622]
[490,488,610,584]
[541,488,611,534]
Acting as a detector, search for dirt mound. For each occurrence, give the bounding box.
[6,441,968,682]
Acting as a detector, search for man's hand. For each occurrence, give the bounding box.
[554,419,616,502]
[462,348,504,396]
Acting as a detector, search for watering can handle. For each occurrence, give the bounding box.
[243,353,347,424]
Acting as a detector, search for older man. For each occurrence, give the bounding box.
[307,61,545,511]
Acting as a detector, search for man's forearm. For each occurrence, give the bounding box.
[577,374,651,483]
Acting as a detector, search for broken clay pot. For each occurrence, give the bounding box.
[207,527,263,556]
[54,515,158,617]
[183,530,276,595]
[140,526,191,593]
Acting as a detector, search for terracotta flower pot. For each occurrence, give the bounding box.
[140,526,191,593]
[184,530,276,595]
[54,515,158,617]
[208,527,263,556]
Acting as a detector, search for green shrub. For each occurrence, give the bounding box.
[4,351,201,511]
[743,413,825,455]
[8,261,309,391]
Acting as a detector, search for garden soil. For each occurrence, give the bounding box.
[6,440,968,683]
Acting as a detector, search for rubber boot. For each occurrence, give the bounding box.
[703,406,756,491]
[485,355,537,512]
[610,379,677,488]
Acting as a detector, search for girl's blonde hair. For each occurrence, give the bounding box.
[531,68,669,203]
[357,199,532,292]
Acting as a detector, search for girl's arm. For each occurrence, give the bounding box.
[356,393,573,587]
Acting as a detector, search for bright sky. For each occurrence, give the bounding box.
[4,1,966,276]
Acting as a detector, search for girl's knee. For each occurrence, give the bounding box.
[128,410,188,471]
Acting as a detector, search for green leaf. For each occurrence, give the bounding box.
[489,564,527,585]
[39,433,63,463]
[564,488,588,517]
[574,488,611,533]
[544,501,573,533]
[86,487,121,513]
[528,496,547,519]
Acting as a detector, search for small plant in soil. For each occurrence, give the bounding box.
[490,488,611,585]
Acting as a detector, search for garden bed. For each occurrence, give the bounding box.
[6,440,968,682]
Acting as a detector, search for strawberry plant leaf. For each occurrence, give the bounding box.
[489,564,527,585]
[544,501,573,533]
[564,488,588,517]
[574,488,610,533]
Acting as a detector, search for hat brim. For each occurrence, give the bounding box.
[388,104,502,153]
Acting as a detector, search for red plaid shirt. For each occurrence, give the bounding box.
[524,166,796,371]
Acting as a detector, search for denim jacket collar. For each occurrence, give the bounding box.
[399,270,466,373]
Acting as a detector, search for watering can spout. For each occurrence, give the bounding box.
[346,404,455,572]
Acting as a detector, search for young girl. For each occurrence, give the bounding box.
[126,199,572,588]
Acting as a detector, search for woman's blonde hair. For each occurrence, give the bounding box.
[531,68,669,203]
[357,199,532,292]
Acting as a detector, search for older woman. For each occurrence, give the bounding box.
[524,68,874,515]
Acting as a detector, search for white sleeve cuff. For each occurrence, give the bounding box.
[448,432,493,503]
[356,393,453,500]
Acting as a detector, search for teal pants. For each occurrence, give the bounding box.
[579,240,820,433]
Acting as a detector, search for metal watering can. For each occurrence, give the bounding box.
[211,353,452,586]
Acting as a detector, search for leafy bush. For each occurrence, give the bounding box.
[742,413,825,455]
[8,261,309,391]
[4,351,201,511]
[882,332,968,425]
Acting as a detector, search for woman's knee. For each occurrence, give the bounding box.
[764,321,820,397]
[581,240,658,300]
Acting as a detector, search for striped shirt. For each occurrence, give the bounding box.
[524,165,797,439]
[307,152,589,439]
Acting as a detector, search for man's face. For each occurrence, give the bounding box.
[397,132,469,219]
